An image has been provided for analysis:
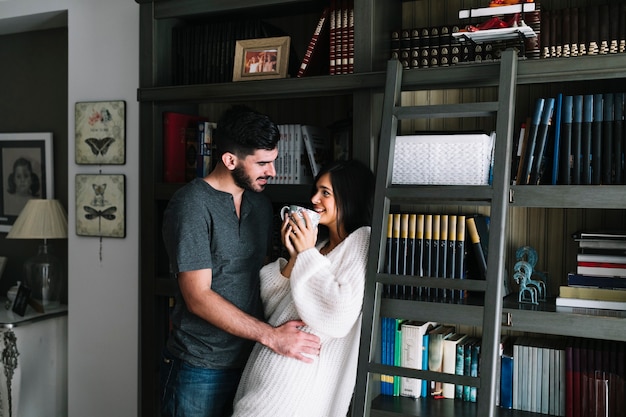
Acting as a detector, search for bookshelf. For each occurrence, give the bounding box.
[138,0,626,416]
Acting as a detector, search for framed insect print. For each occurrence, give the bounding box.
[75,174,125,237]
[0,132,54,232]
[75,100,126,164]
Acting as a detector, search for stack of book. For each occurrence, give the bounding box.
[556,231,626,317]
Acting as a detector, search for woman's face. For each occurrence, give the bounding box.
[14,164,32,195]
[311,173,338,230]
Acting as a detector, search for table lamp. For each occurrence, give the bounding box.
[7,199,68,306]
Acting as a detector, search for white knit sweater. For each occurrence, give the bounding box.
[232,226,370,417]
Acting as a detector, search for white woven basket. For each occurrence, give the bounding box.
[392,133,495,185]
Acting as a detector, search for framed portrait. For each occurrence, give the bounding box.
[75,174,125,238]
[0,132,54,232]
[75,100,126,165]
[233,36,290,82]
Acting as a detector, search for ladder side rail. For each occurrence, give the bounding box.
[476,49,518,417]
[352,58,403,417]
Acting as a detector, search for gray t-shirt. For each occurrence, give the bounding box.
[162,178,273,369]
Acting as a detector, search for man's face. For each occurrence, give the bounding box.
[231,148,278,192]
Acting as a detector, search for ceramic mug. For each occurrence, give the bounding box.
[280,205,321,229]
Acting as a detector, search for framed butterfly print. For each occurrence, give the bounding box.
[75,174,125,237]
[75,100,126,164]
[0,132,54,232]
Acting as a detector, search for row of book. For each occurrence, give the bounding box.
[162,111,352,184]
[381,320,626,417]
[383,212,489,302]
[171,18,301,85]
[513,92,626,186]
[296,0,354,77]
[391,24,529,69]
[556,230,626,316]
[541,4,626,59]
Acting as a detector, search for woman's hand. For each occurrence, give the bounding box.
[282,211,318,257]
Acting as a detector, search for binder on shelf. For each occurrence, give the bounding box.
[614,93,624,184]
[528,97,555,185]
[520,98,545,185]
[572,95,584,185]
[559,96,573,185]
[602,93,613,184]
[591,93,603,185]
[582,94,593,185]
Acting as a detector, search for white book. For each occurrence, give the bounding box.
[441,333,467,399]
[301,124,331,178]
[576,266,626,277]
[577,253,626,263]
[555,296,626,310]
[458,2,536,19]
[399,321,436,399]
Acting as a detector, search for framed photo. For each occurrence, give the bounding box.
[0,132,54,232]
[75,174,125,238]
[233,36,290,82]
[75,100,126,165]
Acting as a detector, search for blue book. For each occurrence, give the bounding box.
[500,348,514,409]
[521,98,546,185]
[529,97,555,185]
[602,93,614,184]
[567,273,626,289]
[591,93,603,184]
[614,93,624,184]
[560,95,573,185]
[582,94,594,185]
[551,94,563,185]
[421,333,429,398]
[572,95,584,184]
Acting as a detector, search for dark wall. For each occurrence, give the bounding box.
[0,27,68,300]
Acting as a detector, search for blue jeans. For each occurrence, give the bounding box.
[160,349,242,417]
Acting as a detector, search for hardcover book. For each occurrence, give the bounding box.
[163,112,208,183]
[297,7,330,78]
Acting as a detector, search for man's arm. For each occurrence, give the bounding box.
[178,268,321,363]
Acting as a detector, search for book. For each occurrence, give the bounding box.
[614,93,624,184]
[551,93,563,185]
[197,121,217,178]
[393,318,403,396]
[407,214,417,299]
[559,285,626,302]
[400,320,436,398]
[301,124,331,178]
[439,214,448,288]
[577,253,626,264]
[455,215,466,300]
[591,93,603,185]
[555,296,626,310]
[456,336,477,400]
[466,217,487,280]
[469,339,481,402]
[421,332,429,397]
[512,121,528,184]
[560,95,573,185]
[567,273,626,290]
[463,336,478,402]
[520,98,546,185]
[423,214,433,281]
[602,93,614,184]
[528,96,555,185]
[500,338,514,409]
[297,7,330,78]
[442,332,467,399]
[431,214,441,281]
[446,215,457,300]
[576,265,626,278]
[427,325,455,397]
[581,94,593,184]
[572,95,584,184]
[163,112,208,183]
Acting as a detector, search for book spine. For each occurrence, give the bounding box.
[582,94,594,184]
[551,94,563,185]
[415,214,425,299]
[591,93,603,185]
[446,215,457,300]
[567,273,626,289]
[572,95,584,184]
[466,217,487,279]
[529,97,556,185]
[560,96,573,185]
[614,93,624,184]
[407,214,417,299]
[297,7,330,78]
[521,98,546,185]
[455,215,466,300]
[602,93,614,184]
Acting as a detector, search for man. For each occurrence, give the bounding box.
[161,105,321,417]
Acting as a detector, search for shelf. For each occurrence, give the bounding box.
[509,185,626,208]
[151,0,323,19]
[138,54,626,103]
[502,295,626,342]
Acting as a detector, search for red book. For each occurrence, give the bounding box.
[297,7,330,78]
[163,112,208,183]
[329,0,339,75]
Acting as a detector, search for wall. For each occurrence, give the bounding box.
[0,1,139,416]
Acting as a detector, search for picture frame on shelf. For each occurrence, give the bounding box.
[75,174,126,238]
[0,132,54,232]
[233,36,291,82]
[75,100,126,165]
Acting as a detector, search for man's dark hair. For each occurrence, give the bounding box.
[213,105,280,158]
[315,159,375,237]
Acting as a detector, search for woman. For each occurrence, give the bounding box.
[232,159,375,417]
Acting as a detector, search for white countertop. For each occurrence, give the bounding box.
[0,298,67,328]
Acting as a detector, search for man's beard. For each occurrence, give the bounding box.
[232,163,266,192]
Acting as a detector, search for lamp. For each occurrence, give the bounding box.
[7,199,68,307]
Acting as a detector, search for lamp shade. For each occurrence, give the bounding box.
[7,199,68,239]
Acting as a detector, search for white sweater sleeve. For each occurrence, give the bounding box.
[289,226,370,339]
[259,258,290,318]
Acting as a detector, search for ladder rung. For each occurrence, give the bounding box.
[367,363,480,387]
[380,298,486,326]
[376,273,488,292]
[395,101,499,120]
[385,185,494,202]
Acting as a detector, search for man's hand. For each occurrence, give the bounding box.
[266,320,321,363]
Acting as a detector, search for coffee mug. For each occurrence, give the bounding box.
[280,205,321,229]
